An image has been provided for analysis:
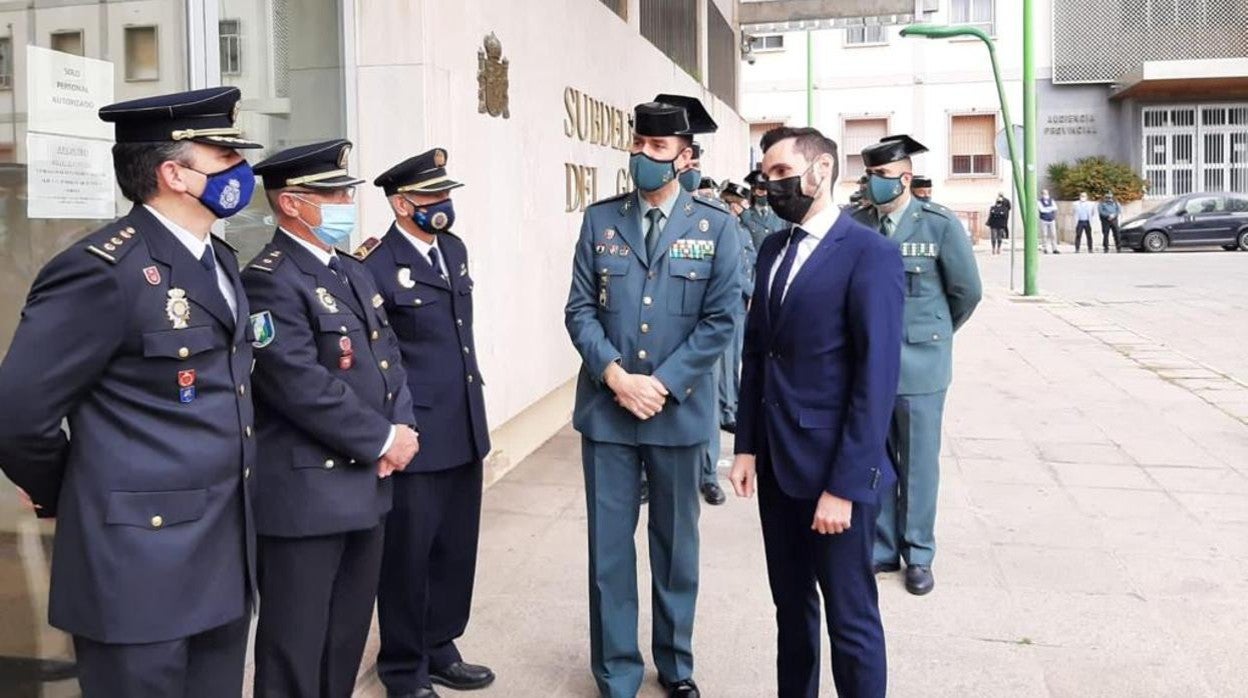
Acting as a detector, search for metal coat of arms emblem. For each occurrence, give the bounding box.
[477,32,510,119]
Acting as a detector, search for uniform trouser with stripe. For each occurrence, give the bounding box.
[874,390,947,567]
[582,439,701,698]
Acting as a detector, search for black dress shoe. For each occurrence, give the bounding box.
[430,662,495,691]
[905,565,935,596]
[388,688,439,698]
[660,677,701,697]
[640,479,650,505]
[873,561,901,574]
[701,482,726,506]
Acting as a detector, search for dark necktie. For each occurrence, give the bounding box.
[644,208,664,261]
[880,216,894,237]
[768,228,807,321]
[327,255,350,288]
[199,247,233,321]
[427,247,447,281]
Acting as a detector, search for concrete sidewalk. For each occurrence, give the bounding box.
[360,251,1248,697]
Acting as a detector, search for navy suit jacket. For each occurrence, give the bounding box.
[242,230,414,538]
[357,225,490,472]
[0,205,256,644]
[734,210,904,503]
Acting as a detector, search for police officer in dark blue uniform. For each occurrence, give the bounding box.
[355,148,494,698]
[565,99,741,698]
[852,135,982,596]
[0,86,260,697]
[244,139,419,697]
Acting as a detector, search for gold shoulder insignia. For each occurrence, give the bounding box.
[353,237,381,261]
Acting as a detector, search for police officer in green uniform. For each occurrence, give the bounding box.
[851,135,982,596]
[564,98,740,698]
[740,169,786,250]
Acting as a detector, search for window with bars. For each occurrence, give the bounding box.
[597,0,627,20]
[0,38,10,90]
[951,0,995,35]
[124,26,160,82]
[846,25,888,46]
[51,30,85,56]
[950,113,997,176]
[640,0,699,78]
[220,19,242,76]
[843,118,889,180]
[750,34,785,51]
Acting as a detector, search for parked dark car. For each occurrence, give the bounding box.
[1119,192,1248,252]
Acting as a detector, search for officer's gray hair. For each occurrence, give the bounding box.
[113,141,194,203]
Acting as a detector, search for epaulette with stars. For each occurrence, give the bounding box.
[919,200,956,221]
[248,248,285,273]
[352,237,381,261]
[693,194,729,212]
[84,223,140,265]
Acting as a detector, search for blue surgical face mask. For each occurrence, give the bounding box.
[867,173,908,206]
[408,198,455,234]
[294,196,357,247]
[187,160,255,218]
[678,168,700,193]
[629,152,678,192]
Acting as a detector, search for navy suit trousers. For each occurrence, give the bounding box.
[757,463,887,698]
[73,616,249,698]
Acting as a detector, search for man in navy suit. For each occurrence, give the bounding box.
[243,139,419,697]
[730,126,904,698]
[0,87,260,697]
[355,149,494,698]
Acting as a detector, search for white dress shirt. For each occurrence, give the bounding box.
[280,228,397,458]
[402,229,448,278]
[145,205,238,318]
[768,203,841,302]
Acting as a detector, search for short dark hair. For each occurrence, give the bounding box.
[112,141,193,203]
[759,126,839,183]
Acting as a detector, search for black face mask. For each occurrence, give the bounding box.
[752,193,768,207]
[764,166,821,224]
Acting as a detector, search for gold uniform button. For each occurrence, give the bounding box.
[685,387,694,396]
[414,299,423,306]
[339,325,348,334]
[380,360,390,370]
[371,330,380,341]
[386,392,393,401]
[456,319,464,327]
[238,385,246,396]
[641,323,650,333]
[150,515,164,528]
[245,426,253,438]
[643,296,653,306]
[231,346,237,355]
[462,346,470,355]
[648,271,657,279]
[324,459,335,469]
[467,374,475,383]
[178,347,190,359]
[638,350,648,360]
[244,467,251,479]
[687,271,698,280]
[932,333,940,340]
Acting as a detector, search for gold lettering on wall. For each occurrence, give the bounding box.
[563,87,634,213]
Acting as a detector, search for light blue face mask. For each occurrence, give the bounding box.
[629,152,678,192]
[678,168,701,193]
[867,173,908,206]
[295,197,357,247]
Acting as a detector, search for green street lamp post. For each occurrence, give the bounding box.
[900,19,1038,296]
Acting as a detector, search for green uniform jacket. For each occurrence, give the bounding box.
[853,197,982,395]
